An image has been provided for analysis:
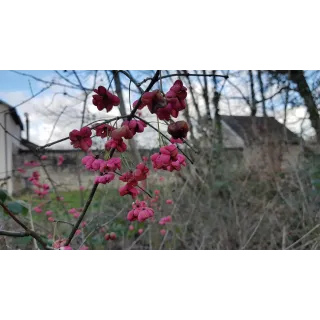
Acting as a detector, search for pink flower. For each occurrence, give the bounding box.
[92,86,120,112]
[142,156,148,163]
[68,208,77,214]
[45,210,53,216]
[138,228,144,235]
[119,171,137,185]
[79,186,85,191]
[60,245,73,250]
[159,216,172,225]
[81,221,87,228]
[91,159,105,171]
[69,127,92,152]
[166,199,173,204]
[151,195,159,203]
[58,155,64,166]
[141,90,167,114]
[119,183,139,198]
[160,229,166,236]
[111,125,134,140]
[53,240,72,250]
[41,155,48,160]
[94,172,115,184]
[94,123,114,138]
[42,184,50,190]
[24,161,40,167]
[105,138,127,153]
[159,176,165,181]
[154,189,160,196]
[104,233,110,240]
[151,145,186,172]
[48,217,54,222]
[156,105,172,121]
[33,206,42,213]
[133,99,146,110]
[167,154,186,172]
[17,168,26,174]
[165,80,188,118]
[28,171,40,182]
[121,119,147,136]
[82,155,95,170]
[168,121,189,139]
[170,138,183,144]
[53,239,67,249]
[110,232,116,240]
[100,158,121,172]
[75,229,82,236]
[129,225,134,231]
[127,200,154,222]
[73,213,80,218]
[133,163,149,181]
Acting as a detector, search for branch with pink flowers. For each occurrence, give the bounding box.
[56,70,196,248]
[3,70,217,249]
[64,71,161,246]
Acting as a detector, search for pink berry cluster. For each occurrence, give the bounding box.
[24,160,40,167]
[52,239,73,250]
[133,80,187,121]
[127,200,155,222]
[28,171,51,198]
[159,215,172,225]
[68,207,83,219]
[150,144,186,172]
[104,232,117,241]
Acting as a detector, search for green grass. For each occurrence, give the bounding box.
[19,185,133,218]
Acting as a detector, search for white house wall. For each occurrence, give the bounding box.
[0,103,22,195]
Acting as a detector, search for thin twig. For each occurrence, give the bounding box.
[137,72,228,87]
[0,202,49,249]
[37,116,127,151]
[53,220,74,227]
[286,224,320,250]
[0,230,30,237]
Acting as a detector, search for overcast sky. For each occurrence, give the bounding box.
[0,70,315,149]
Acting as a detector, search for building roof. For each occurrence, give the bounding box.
[0,99,24,130]
[20,138,39,151]
[220,115,301,145]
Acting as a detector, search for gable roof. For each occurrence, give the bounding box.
[0,99,24,130]
[220,115,301,145]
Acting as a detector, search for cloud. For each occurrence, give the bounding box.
[0,71,316,152]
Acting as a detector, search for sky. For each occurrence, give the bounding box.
[0,70,315,149]
[0,71,53,92]
[0,70,167,149]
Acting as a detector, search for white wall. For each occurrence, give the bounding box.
[0,103,22,195]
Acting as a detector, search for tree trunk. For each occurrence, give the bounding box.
[112,71,141,163]
[212,71,222,146]
[289,71,320,143]
[257,70,267,117]
[248,70,257,116]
